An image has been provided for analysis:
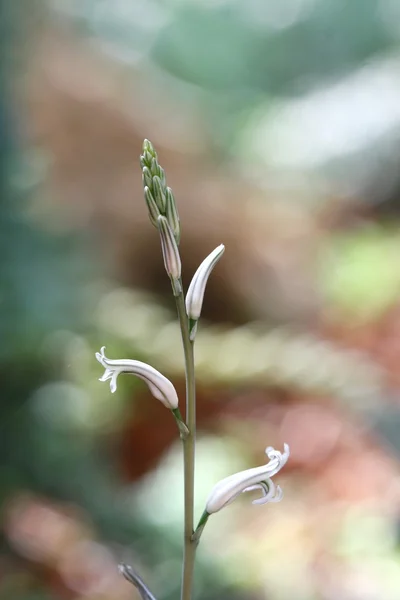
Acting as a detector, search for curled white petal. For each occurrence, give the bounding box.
[244,479,283,505]
[95,346,179,409]
[205,444,289,514]
[185,244,225,321]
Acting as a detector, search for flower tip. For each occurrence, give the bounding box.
[265,443,290,463]
[143,139,153,152]
[95,346,107,365]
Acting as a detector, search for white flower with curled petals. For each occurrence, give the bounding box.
[205,444,289,514]
[185,244,225,338]
[95,346,179,409]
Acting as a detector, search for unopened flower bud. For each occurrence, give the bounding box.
[185,244,225,336]
[166,187,180,244]
[144,187,160,226]
[158,166,166,187]
[142,166,153,189]
[153,176,166,212]
[158,216,181,288]
[142,139,156,158]
[150,157,159,178]
[144,150,153,165]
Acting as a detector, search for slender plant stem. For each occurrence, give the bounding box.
[175,288,197,600]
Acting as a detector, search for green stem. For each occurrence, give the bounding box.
[175,288,197,600]
[192,510,210,545]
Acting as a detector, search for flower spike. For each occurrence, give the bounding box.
[96,346,179,409]
[140,140,181,242]
[205,443,289,514]
[185,244,225,338]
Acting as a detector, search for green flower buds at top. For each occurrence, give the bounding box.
[205,444,289,514]
[140,139,181,243]
[185,244,225,338]
[142,139,157,159]
[96,346,179,409]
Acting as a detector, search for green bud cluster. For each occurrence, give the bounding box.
[140,139,181,244]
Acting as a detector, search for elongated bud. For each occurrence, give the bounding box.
[143,139,157,158]
[158,216,181,291]
[185,244,225,337]
[144,187,160,226]
[144,150,153,165]
[152,176,166,212]
[96,346,179,409]
[150,158,159,178]
[205,444,289,514]
[165,187,180,243]
[142,166,153,189]
[158,166,166,187]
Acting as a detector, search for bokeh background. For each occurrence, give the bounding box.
[2,0,400,598]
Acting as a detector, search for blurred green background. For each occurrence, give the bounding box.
[2,0,400,599]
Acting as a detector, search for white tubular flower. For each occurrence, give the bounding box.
[157,216,181,286]
[185,244,225,330]
[205,444,289,514]
[95,346,179,409]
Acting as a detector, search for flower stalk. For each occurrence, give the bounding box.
[174,289,197,600]
[96,138,290,600]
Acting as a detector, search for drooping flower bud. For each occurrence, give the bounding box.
[96,346,179,409]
